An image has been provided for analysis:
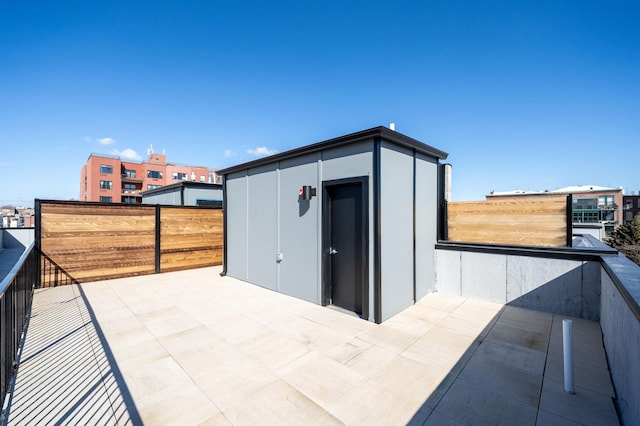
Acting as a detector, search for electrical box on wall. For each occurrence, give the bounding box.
[299,185,316,200]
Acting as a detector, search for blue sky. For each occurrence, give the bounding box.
[1,1,638,207]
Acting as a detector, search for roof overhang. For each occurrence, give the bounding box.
[217,126,448,175]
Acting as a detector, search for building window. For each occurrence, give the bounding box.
[573,210,599,223]
[123,183,137,192]
[172,172,187,180]
[147,170,163,179]
[147,184,162,190]
[123,196,137,204]
[598,195,614,207]
[99,196,112,203]
[100,180,113,190]
[100,165,113,174]
[573,198,597,210]
[200,175,206,182]
[124,169,137,178]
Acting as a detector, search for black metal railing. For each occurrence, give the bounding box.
[0,243,37,412]
[40,253,78,288]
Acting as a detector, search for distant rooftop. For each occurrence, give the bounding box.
[489,185,623,197]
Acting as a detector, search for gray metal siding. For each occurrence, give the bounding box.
[247,165,278,290]
[278,154,320,303]
[415,153,438,298]
[322,141,375,316]
[380,142,414,321]
[321,142,373,182]
[185,187,223,205]
[143,191,181,205]
[226,172,248,280]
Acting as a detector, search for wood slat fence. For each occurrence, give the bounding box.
[446,196,571,247]
[36,200,223,285]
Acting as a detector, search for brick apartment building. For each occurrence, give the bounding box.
[623,194,640,225]
[80,147,221,204]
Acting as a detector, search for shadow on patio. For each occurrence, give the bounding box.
[5,284,141,425]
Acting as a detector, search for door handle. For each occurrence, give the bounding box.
[329,247,338,255]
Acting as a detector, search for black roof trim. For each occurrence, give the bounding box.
[140,181,222,196]
[217,126,448,175]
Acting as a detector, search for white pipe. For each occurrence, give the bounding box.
[563,319,575,394]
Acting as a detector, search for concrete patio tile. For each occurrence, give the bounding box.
[106,334,170,369]
[407,405,435,426]
[368,355,444,405]
[194,359,279,412]
[383,313,437,336]
[333,382,422,425]
[136,383,220,426]
[321,335,372,365]
[9,267,620,426]
[204,313,269,345]
[539,377,618,426]
[119,354,194,401]
[402,302,451,323]
[416,293,467,312]
[356,324,420,353]
[235,328,309,371]
[474,339,546,375]
[263,314,320,348]
[499,306,553,335]
[458,354,542,407]
[535,409,583,426]
[402,325,477,368]
[275,351,367,418]
[138,306,204,338]
[157,324,222,355]
[449,298,503,323]
[221,379,342,426]
[436,314,493,339]
[485,323,549,353]
[302,322,357,355]
[434,376,538,426]
[343,344,398,377]
[422,409,467,425]
[544,353,615,397]
[197,412,233,426]
[171,340,244,379]
[315,310,377,338]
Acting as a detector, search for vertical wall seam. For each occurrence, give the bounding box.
[276,164,281,291]
[412,150,417,303]
[317,152,323,304]
[245,169,249,280]
[373,137,382,323]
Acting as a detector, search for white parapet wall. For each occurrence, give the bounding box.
[600,253,640,426]
[435,244,603,320]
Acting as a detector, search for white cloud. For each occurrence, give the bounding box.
[224,149,237,157]
[111,148,142,161]
[247,146,278,157]
[97,137,116,145]
[83,136,92,143]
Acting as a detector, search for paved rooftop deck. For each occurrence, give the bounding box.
[6,266,618,425]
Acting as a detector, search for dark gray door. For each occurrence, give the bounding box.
[323,178,368,318]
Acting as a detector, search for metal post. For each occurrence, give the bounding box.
[563,319,574,394]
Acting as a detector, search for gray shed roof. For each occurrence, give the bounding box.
[140,181,222,196]
[218,126,448,175]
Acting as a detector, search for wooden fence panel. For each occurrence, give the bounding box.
[160,207,223,272]
[447,197,569,247]
[40,202,156,283]
[38,201,224,285]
